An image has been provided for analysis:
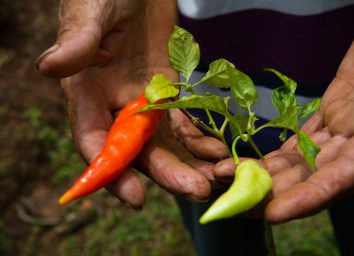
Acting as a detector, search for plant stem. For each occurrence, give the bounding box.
[248,135,264,160]
[206,111,232,156]
[253,123,273,134]
[181,109,218,136]
[180,109,232,157]
[219,117,229,135]
[174,82,200,95]
[205,109,218,131]
[204,109,232,157]
[264,221,277,256]
[174,81,190,87]
[231,136,241,165]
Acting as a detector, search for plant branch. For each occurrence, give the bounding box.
[248,135,264,160]
[180,109,221,138]
[174,82,189,87]
[231,136,242,165]
[253,123,273,134]
[205,109,218,130]
[180,108,232,157]
[220,117,229,135]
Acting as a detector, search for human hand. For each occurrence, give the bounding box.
[213,42,354,223]
[37,0,229,208]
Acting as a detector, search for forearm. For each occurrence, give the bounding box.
[145,0,178,70]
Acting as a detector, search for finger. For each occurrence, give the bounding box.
[314,135,347,168]
[265,129,330,175]
[264,152,305,176]
[280,112,323,151]
[279,127,330,156]
[36,0,123,77]
[300,111,324,134]
[158,114,217,181]
[105,167,145,209]
[213,158,235,183]
[266,154,354,224]
[271,163,312,196]
[37,1,101,77]
[246,161,312,219]
[161,137,216,181]
[168,109,229,160]
[135,137,212,202]
[213,157,261,183]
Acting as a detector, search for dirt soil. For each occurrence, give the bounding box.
[0,1,70,254]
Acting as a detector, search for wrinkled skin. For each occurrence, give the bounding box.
[37,0,228,208]
[37,0,354,223]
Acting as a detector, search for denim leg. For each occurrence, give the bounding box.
[176,188,267,256]
[328,195,354,256]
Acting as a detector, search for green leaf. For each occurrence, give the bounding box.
[229,114,248,138]
[268,106,301,132]
[272,86,297,114]
[168,26,200,82]
[141,94,230,116]
[267,68,299,115]
[297,131,320,171]
[299,98,321,119]
[228,66,258,111]
[198,59,234,88]
[145,74,179,104]
[265,68,297,92]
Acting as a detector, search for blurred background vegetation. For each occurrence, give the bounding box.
[0,1,340,255]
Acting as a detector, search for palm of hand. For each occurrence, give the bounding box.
[264,77,354,223]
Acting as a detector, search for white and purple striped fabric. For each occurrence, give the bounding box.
[178,0,354,85]
[177,1,354,152]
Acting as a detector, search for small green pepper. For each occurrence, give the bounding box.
[199,160,272,224]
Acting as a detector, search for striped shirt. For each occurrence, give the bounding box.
[177,0,354,153]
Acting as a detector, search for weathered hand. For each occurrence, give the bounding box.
[37,0,228,208]
[214,42,354,223]
[37,0,176,79]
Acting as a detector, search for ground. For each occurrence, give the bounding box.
[0,1,340,256]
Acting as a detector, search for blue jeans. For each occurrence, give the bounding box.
[176,191,268,256]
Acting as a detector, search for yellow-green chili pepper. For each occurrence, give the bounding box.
[199,160,272,224]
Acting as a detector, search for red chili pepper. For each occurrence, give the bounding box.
[59,94,163,205]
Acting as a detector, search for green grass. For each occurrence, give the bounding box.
[48,184,196,256]
[273,211,339,256]
[0,219,12,255]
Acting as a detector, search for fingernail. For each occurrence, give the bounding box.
[35,43,60,70]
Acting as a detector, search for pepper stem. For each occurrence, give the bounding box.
[231,136,241,165]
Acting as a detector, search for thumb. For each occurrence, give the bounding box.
[36,1,105,78]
